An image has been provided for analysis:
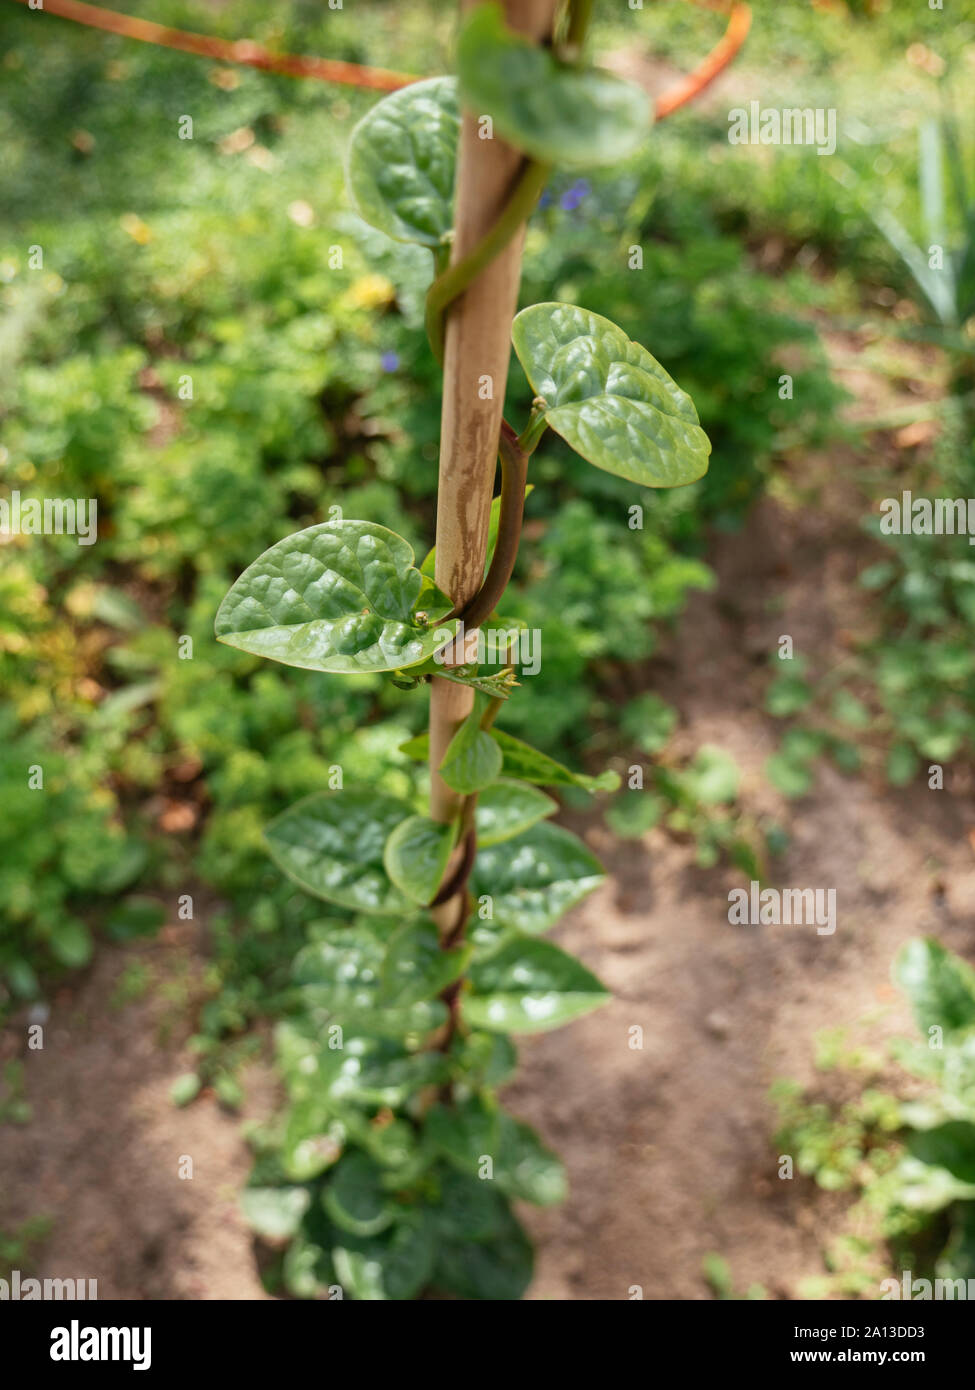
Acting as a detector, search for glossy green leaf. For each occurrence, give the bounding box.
[380,918,472,1007]
[282,1233,335,1299]
[457,4,651,168]
[908,1122,975,1185]
[894,939,975,1039]
[512,302,711,487]
[323,1152,399,1237]
[496,1113,567,1207]
[432,1169,511,1243]
[332,1212,435,1301]
[280,1028,447,1112]
[382,814,454,906]
[470,822,604,934]
[440,707,503,794]
[426,1096,500,1178]
[433,1201,533,1300]
[265,790,412,914]
[281,1026,447,1110]
[464,936,609,1033]
[490,728,619,791]
[399,730,430,762]
[448,1030,518,1088]
[239,1186,311,1240]
[429,1102,565,1206]
[293,928,447,1038]
[215,520,457,674]
[281,1099,346,1181]
[353,1114,425,1175]
[275,1019,347,1101]
[347,77,460,247]
[330,1044,449,1110]
[475,779,557,847]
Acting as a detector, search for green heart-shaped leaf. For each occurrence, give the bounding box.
[512,302,711,487]
[464,936,609,1033]
[457,4,651,168]
[907,1121,975,1185]
[447,1030,518,1088]
[281,1027,446,1109]
[490,728,619,791]
[329,1039,448,1109]
[426,1095,500,1177]
[280,1097,346,1180]
[496,1113,567,1207]
[470,822,604,934]
[428,1101,563,1205]
[430,1171,512,1243]
[346,76,460,246]
[239,1186,311,1240]
[894,939,975,1039]
[433,1202,533,1300]
[282,1234,335,1300]
[332,1212,436,1301]
[475,779,557,847]
[323,1152,399,1237]
[383,815,455,906]
[266,789,413,914]
[293,927,447,1038]
[440,706,504,794]
[404,727,619,791]
[380,918,472,1007]
[215,520,457,674]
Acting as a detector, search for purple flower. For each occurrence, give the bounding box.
[380,351,400,373]
[559,178,591,212]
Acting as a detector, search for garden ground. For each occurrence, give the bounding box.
[7,352,974,1298]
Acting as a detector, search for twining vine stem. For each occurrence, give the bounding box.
[424,160,552,365]
[446,422,530,629]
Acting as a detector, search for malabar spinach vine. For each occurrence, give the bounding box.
[219,2,711,1300]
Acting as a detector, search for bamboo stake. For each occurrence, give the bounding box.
[428,0,558,931]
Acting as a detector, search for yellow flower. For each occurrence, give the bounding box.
[344,274,396,311]
[120,213,152,245]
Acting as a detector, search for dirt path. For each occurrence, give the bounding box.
[0,928,274,1300]
[516,493,975,1300]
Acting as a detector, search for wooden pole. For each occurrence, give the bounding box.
[429,0,558,888]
